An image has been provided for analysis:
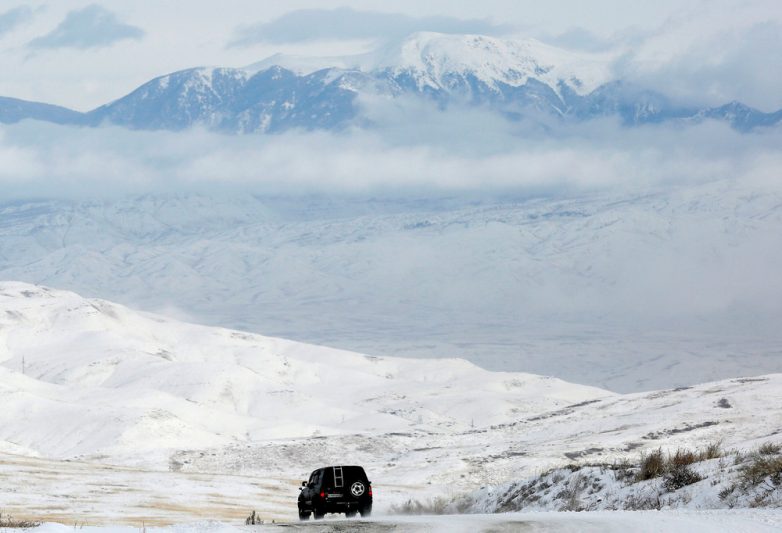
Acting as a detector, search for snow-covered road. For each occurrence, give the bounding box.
[270,512,782,532]
[32,511,782,533]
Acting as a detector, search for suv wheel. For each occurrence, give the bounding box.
[313,507,325,520]
[359,505,372,518]
[298,509,310,521]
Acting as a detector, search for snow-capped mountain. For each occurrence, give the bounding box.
[248,32,611,94]
[364,32,611,95]
[1,32,780,133]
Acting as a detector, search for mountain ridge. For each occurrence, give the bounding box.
[1,32,780,133]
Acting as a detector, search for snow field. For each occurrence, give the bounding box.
[1,283,781,524]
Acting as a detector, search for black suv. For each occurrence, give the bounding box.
[298,465,373,520]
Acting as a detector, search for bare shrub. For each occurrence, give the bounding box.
[635,444,720,484]
[740,455,782,486]
[670,449,698,467]
[663,465,703,492]
[758,442,781,456]
[700,441,723,460]
[636,449,665,481]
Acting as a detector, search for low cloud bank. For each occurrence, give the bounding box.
[0,109,780,200]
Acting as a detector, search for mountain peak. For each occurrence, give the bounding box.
[369,31,612,94]
[244,32,614,95]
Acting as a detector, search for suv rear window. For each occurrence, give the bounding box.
[341,466,368,482]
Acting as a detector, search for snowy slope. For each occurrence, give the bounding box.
[1,283,781,524]
[368,32,611,95]
[0,281,607,463]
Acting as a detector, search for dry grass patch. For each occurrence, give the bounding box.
[635,443,722,483]
[670,449,698,467]
[758,442,781,456]
[701,441,722,460]
[636,449,666,481]
[0,512,40,529]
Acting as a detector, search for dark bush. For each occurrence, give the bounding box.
[663,465,703,491]
[740,455,782,486]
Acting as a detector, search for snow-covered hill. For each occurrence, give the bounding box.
[0,281,607,463]
[1,283,781,524]
[1,32,779,132]
[2,182,781,392]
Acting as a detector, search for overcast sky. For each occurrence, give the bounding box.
[0,0,780,111]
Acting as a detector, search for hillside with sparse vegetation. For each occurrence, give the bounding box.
[392,442,782,514]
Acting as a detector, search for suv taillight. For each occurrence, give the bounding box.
[320,491,325,498]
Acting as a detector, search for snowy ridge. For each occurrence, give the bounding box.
[0,281,607,463]
[370,32,611,94]
[1,32,779,132]
[244,52,358,75]
[245,32,612,95]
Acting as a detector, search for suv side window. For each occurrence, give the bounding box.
[321,468,333,489]
[309,470,320,486]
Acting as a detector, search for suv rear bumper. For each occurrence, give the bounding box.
[299,498,372,512]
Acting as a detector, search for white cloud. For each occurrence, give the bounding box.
[0,110,780,200]
[608,2,782,110]
[230,8,512,46]
[0,5,35,38]
[28,4,144,50]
